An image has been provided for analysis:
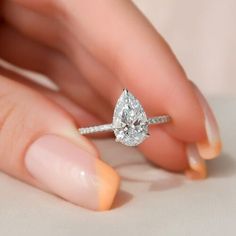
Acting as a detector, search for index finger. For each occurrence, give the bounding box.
[62,0,206,142]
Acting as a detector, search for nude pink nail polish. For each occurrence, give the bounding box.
[185,144,207,180]
[193,84,222,159]
[25,135,120,211]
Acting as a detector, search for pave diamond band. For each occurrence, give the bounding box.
[79,115,171,135]
[79,124,113,135]
[78,89,171,146]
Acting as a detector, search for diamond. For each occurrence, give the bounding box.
[112,89,148,146]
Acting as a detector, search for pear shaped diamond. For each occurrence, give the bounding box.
[112,89,149,146]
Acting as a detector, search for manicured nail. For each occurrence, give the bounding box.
[193,84,222,159]
[185,144,207,180]
[25,135,120,211]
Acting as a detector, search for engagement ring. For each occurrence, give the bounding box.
[79,89,171,146]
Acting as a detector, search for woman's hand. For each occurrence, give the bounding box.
[0,0,221,211]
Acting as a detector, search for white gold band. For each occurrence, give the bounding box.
[78,115,171,135]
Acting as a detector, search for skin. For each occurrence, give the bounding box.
[0,0,208,202]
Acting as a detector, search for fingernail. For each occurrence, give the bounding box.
[185,144,207,180]
[25,135,120,211]
[193,83,222,159]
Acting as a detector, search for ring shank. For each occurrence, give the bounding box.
[147,115,171,125]
[78,115,171,135]
[79,124,113,135]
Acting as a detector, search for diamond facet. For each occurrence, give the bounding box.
[112,90,148,146]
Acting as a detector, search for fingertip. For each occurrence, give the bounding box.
[25,134,119,211]
[197,140,222,160]
[191,80,222,159]
[96,160,120,211]
[185,144,207,180]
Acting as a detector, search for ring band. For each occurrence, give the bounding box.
[78,89,171,146]
[79,115,171,134]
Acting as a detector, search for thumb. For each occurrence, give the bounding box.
[0,75,120,211]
